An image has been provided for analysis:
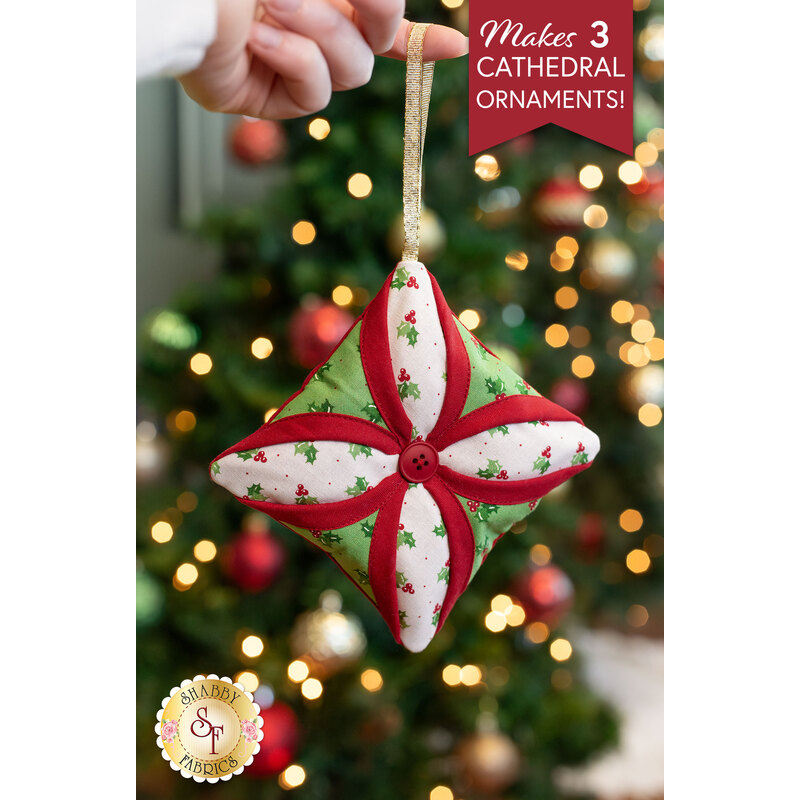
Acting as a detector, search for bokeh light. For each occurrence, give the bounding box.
[177,491,198,512]
[288,660,310,683]
[550,638,573,661]
[550,251,574,271]
[579,164,603,189]
[635,142,659,166]
[442,664,461,686]
[530,544,552,565]
[639,403,663,426]
[474,154,501,181]
[430,787,454,800]
[301,678,323,700]
[193,540,217,562]
[151,521,173,543]
[347,173,373,199]
[332,285,354,306]
[584,204,608,228]
[505,250,528,271]
[631,320,656,343]
[173,410,196,432]
[189,353,212,375]
[571,355,595,378]
[280,765,307,789]
[307,118,330,140]
[175,563,198,587]
[360,669,383,692]
[251,337,274,359]
[555,287,579,309]
[556,236,579,257]
[619,508,644,532]
[545,324,569,348]
[647,337,665,360]
[626,549,652,574]
[618,160,645,185]
[264,407,279,422]
[235,670,259,693]
[292,220,316,245]
[626,604,649,627]
[569,326,591,347]
[459,309,481,330]
[460,665,482,686]
[241,635,265,658]
[611,300,635,323]
[526,621,550,643]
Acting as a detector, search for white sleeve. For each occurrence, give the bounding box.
[137,0,218,80]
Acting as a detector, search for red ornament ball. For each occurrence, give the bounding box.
[576,512,606,559]
[549,377,590,415]
[289,299,355,369]
[246,701,300,778]
[230,117,286,165]
[512,564,574,625]
[532,176,590,231]
[223,530,285,593]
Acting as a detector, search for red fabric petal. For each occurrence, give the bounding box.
[429,394,584,452]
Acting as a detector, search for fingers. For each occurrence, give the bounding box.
[259,0,375,91]
[344,0,405,54]
[249,23,332,116]
[382,20,468,61]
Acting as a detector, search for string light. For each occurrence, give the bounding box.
[189,353,212,375]
[360,668,383,692]
[193,540,217,562]
[307,117,330,140]
[177,491,198,512]
[430,787,455,800]
[251,337,274,359]
[569,326,591,347]
[545,324,569,348]
[618,160,644,185]
[505,250,528,271]
[579,164,603,190]
[611,300,635,323]
[151,521,173,543]
[619,508,643,532]
[550,251,574,271]
[175,563,199,587]
[301,678,323,700]
[555,287,578,309]
[347,173,373,199]
[332,285,354,306]
[583,204,608,228]
[635,142,659,166]
[647,337,665,360]
[279,765,307,789]
[639,403,663,426]
[442,664,461,686]
[459,309,481,330]
[287,660,310,683]
[526,621,550,643]
[626,604,649,627]
[241,635,265,658]
[571,355,595,378]
[550,638,573,661]
[628,343,651,367]
[474,154,501,181]
[235,670,259,692]
[292,220,316,245]
[626,549,652,574]
[556,236,579,257]
[460,665,482,686]
[173,410,196,432]
[631,320,656,343]
[530,544,552,565]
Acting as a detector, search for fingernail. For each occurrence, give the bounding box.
[268,0,302,11]
[252,23,283,48]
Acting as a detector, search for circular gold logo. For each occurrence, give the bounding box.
[155,674,263,782]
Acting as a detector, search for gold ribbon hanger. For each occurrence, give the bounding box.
[401,23,435,263]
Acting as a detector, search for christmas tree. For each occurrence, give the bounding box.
[137,1,663,797]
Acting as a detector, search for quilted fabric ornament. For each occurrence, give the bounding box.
[210,24,599,652]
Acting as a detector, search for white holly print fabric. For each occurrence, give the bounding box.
[440,421,600,481]
[394,487,450,651]
[387,261,448,437]
[213,442,397,505]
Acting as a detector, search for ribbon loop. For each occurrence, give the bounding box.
[402,23,435,263]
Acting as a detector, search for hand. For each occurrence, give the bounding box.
[178,0,468,119]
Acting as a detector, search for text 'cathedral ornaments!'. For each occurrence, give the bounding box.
[469,0,633,154]
[210,24,600,653]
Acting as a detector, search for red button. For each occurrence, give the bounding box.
[398,441,439,483]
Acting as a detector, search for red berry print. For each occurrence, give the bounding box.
[541,446,551,458]
[404,310,416,323]
[496,393,507,401]
[497,469,509,480]
[254,450,267,463]
[576,441,585,452]
[406,276,419,288]
[311,529,322,538]
[467,500,479,513]
[295,483,309,497]
[401,582,415,594]
[398,368,410,382]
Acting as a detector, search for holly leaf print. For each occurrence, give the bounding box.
[356,569,370,585]
[489,425,509,437]
[295,495,319,505]
[396,571,408,588]
[348,443,373,460]
[345,476,371,496]
[485,377,506,395]
[308,399,334,413]
[361,518,375,539]
[431,608,441,626]
[237,449,258,461]
[397,529,417,549]
[396,320,420,347]
[476,458,503,479]
[433,524,446,538]
[294,441,319,464]
[475,503,500,522]
[398,381,421,400]
[318,531,342,548]
[571,452,589,465]
[391,265,411,289]
[311,362,332,381]
[436,566,450,583]
[533,456,551,475]
[361,402,382,424]
[515,379,531,395]
[247,483,267,500]
[399,610,410,629]
[210,461,221,475]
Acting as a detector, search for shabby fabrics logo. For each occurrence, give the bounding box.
[155,674,264,782]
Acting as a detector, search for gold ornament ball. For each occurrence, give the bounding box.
[388,207,446,262]
[458,730,522,794]
[290,604,366,677]
[582,238,637,292]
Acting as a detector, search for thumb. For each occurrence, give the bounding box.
[380,21,468,61]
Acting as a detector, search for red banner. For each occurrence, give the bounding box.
[469,0,633,155]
